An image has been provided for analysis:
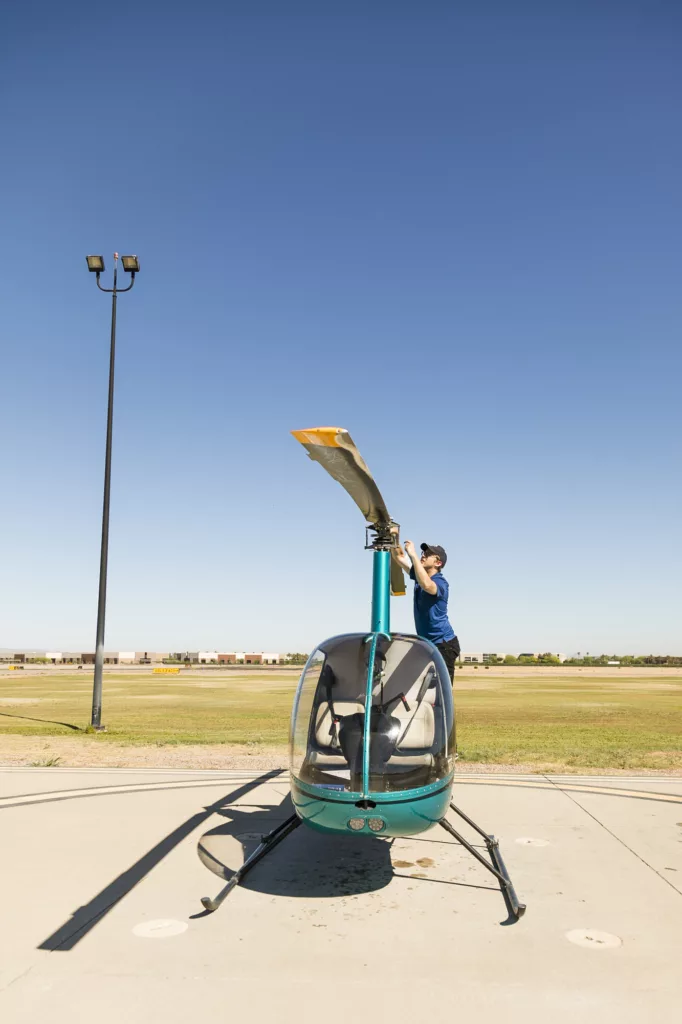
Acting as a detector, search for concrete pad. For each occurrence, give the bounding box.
[0,769,681,1023]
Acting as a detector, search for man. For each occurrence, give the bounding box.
[391,538,460,682]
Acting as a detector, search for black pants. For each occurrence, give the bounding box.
[436,636,460,683]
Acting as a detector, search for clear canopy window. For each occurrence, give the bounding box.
[290,633,455,793]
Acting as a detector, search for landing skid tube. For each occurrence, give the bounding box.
[440,801,526,920]
[200,814,301,913]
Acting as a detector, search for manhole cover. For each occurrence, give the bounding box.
[565,929,622,949]
[515,837,550,847]
[132,919,188,939]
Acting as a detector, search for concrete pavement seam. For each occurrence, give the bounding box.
[543,774,682,899]
[0,964,36,994]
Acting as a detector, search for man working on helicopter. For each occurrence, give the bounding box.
[391,537,460,682]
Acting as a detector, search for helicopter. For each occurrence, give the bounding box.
[200,427,525,920]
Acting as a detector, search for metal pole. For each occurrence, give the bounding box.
[370,549,391,634]
[91,256,118,729]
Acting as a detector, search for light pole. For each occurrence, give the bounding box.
[86,252,140,729]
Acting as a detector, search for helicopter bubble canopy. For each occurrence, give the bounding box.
[290,633,455,796]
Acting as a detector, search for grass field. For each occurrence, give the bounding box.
[1,668,681,770]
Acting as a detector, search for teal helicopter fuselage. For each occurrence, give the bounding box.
[289,549,456,838]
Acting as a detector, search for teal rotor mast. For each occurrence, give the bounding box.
[367,521,397,635]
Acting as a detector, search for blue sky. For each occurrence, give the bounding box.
[1,2,680,654]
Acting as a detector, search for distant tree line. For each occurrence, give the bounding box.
[285,651,682,668]
[490,653,682,667]
[284,653,309,665]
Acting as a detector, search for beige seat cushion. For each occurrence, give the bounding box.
[307,750,353,769]
[393,702,435,750]
[385,753,435,767]
[314,701,363,748]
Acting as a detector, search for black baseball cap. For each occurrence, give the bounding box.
[421,542,447,567]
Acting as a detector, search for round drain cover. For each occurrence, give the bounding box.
[515,837,550,847]
[565,929,622,949]
[133,919,188,939]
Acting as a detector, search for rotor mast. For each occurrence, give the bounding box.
[366,522,396,635]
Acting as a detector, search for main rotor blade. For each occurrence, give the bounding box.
[291,427,391,527]
[390,558,406,598]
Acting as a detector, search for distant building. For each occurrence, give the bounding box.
[198,651,219,664]
[135,652,167,664]
[460,652,503,663]
[60,652,83,664]
[207,651,282,665]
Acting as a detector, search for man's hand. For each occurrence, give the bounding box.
[390,527,411,572]
[405,539,437,595]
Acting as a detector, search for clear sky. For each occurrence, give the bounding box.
[1,2,680,655]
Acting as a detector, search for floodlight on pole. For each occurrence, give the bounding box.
[121,255,140,273]
[86,251,140,730]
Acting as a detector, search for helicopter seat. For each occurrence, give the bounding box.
[387,665,438,765]
[394,702,435,750]
[305,639,369,762]
[314,701,364,750]
[365,642,440,765]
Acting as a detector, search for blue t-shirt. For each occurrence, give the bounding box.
[410,567,455,644]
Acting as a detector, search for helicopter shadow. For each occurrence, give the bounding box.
[197,793,395,899]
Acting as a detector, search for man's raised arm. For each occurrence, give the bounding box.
[404,540,437,595]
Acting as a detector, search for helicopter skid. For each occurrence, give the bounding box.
[440,801,526,921]
[199,802,525,920]
[200,813,301,914]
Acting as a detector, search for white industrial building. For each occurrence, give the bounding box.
[460,653,505,664]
